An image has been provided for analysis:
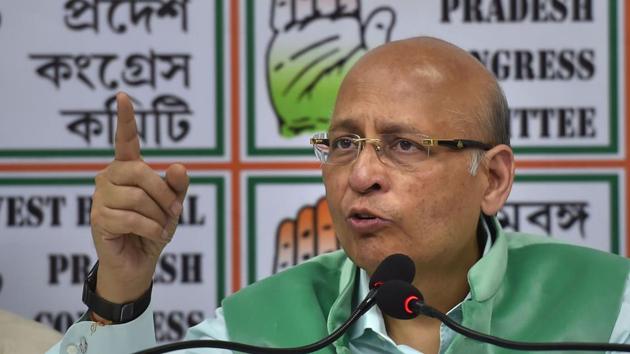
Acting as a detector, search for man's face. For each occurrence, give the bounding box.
[323,59,488,275]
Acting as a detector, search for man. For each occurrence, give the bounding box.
[47,37,630,354]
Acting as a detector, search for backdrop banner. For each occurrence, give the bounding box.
[0,0,627,343]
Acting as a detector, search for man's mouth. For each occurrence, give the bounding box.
[353,213,377,220]
[347,209,390,233]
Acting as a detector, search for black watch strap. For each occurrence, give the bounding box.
[82,261,152,323]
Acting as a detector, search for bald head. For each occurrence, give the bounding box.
[334,37,510,146]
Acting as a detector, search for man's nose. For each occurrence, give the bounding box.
[347,143,390,194]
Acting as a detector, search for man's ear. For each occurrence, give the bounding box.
[480,144,515,215]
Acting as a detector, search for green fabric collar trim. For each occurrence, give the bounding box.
[467,216,507,302]
[328,255,358,351]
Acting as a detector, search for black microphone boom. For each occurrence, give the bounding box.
[134,292,376,354]
[133,254,415,354]
[375,280,630,353]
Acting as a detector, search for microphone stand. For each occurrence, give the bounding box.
[133,288,378,354]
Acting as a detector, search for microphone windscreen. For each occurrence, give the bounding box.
[375,279,424,320]
[369,254,415,289]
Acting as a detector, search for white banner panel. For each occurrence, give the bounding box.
[0,176,226,342]
[243,173,327,283]
[503,171,625,254]
[243,0,622,159]
[0,0,225,159]
[244,170,625,284]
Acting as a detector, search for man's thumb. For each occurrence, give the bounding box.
[362,7,396,50]
[162,164,189,240]
[166,163,189,200]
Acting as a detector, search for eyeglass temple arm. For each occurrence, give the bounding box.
[434,139,493,151]
[310,138,329,145]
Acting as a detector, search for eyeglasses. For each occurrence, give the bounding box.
[310,132,493,171]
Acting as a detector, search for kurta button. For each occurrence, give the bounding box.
[79,336,88,353]
[66,344,78,354]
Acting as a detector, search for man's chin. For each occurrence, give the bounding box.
[347,246,402,276]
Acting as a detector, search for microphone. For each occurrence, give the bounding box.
[133,254,415,354]
[369,253,415,289]
[375,280,630,352]
[374,279,424,320]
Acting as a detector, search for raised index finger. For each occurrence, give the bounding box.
[114,92,141,161]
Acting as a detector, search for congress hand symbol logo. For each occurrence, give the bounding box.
[267,0,395,137]
[273,196,340,273]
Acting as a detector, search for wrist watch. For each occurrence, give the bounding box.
[82,261,152,323]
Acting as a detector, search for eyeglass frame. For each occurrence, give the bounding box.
[310,132,494,167]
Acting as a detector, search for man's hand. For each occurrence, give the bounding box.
[274,197,339,273]
[267,0,395,137]
[90,92,189,305]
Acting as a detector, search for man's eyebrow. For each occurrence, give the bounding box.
[328,119,426,135]
[328,118,362,133]
[378,122,423,135]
